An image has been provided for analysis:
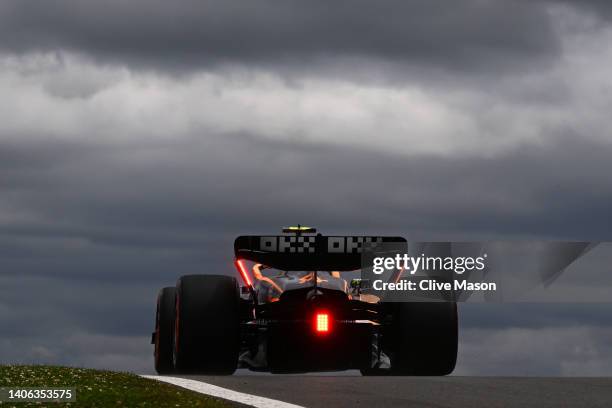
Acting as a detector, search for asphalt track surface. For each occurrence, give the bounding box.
[177,373,612,408]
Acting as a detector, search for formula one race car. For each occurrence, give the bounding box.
[152,227,457,375]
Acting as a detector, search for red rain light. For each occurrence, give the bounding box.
[315,312,330,333]
[235,259,252,287]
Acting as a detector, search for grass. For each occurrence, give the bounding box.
[0,365,233,407]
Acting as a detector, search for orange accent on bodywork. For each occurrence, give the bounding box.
[252,264,284,294]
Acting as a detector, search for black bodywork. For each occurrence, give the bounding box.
[235,233,406,373]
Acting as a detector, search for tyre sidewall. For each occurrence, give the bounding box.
[154,287,176,374]
[174,275,240,374]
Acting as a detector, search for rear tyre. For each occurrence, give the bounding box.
[391,301,458,375]
[173,275,240,374]
[154,287,176,374]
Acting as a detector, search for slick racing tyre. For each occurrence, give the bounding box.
[173,275,240,374]
[391,301,458,375]
[154,287,176,374]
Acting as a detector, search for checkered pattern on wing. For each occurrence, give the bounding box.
[347,237,363,253]
[363,237,382,250]
[279,235,315,253]
[347,236,383,253]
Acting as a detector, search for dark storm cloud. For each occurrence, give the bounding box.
[2,133,611,256]
[2,133,611,263]
[0,0,559,72]
[556,0,612,19]
[461,303,612,329]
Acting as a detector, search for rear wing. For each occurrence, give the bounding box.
[234,235,406,271]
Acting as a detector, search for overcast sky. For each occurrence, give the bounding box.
[1,0,612,375]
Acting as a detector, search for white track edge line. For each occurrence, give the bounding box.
[141,375,305,408]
